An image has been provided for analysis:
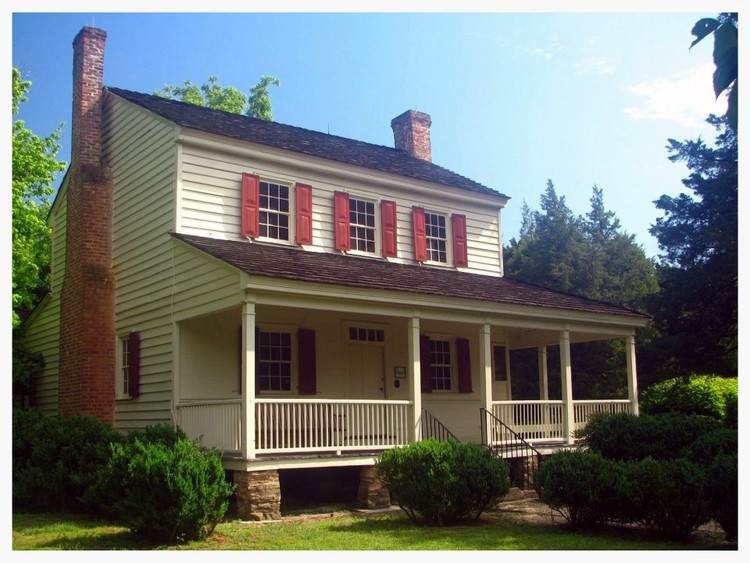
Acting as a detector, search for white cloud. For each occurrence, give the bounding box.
[624,64,728,129]
[574,57,614,75]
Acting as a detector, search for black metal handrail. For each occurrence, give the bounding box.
[480,407,543,490]
[421,408,458,442]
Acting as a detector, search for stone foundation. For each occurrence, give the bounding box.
[357,465,391,509]
[234,470,281,521]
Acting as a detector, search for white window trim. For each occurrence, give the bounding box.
[256,178,295,245]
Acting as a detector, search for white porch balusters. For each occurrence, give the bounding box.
[241,300,257,460]
[625,333,639,416]
[559,330,575,444]
[408,316,422,442]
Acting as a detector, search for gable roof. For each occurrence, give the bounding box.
[105,87,507,200]
[172,233,649,321]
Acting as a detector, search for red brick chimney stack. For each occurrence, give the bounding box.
[59,26,116,423]
[391,110,432,162]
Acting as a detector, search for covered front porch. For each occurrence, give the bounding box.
[171,286,642,464]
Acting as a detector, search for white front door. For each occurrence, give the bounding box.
[348,344,385,399]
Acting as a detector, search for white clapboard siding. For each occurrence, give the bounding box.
[177,133,504,275]
[20,296,60,415]
[103,96,182,429]
[49,183,68,295]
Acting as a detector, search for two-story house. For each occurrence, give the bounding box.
[21,26,649,520]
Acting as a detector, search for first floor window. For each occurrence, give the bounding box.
[120,336,131,397]
[429,339,452,390]
[257,331,292,391]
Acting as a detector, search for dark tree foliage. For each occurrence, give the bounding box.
[648,115,737,376]
[504,181,658,399]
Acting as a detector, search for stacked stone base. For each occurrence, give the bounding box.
[233,465,392,521]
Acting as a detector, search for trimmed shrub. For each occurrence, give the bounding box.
[627,457,710,541]
[704,453,738,542]
[579,412,720,461]
[534,450,625,529]
[640,374,738,424]
[101,437,235,543]
[682,427,738,467]
[12,408,124,513]
[376,439,510,526]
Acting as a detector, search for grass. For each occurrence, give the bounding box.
[11,507,736,551]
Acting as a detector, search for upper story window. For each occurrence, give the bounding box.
[241,173,313,246]
[349,198,376,253]
[259,181,290,241]
[413,207,468,268]
[424,212,448,263]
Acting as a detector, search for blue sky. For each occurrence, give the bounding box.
[6,2,744,260]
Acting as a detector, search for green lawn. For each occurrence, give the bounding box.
[12,509,735,551]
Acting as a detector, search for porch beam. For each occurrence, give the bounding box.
[408,315,422,442]
[241,301,257,459]
[559,330,575,445]
[625,333,639,415]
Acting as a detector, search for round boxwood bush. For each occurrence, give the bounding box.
[376,439,510,526]
[640,374,737,423]
[534,449,626,529]
[101,437,235,543]
[704,452,737,542]
[13,408,124,513]
[579,412,720,461]
[626,457,710,541]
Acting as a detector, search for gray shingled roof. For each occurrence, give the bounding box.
[106,87,508,200]
[172,233,648,320]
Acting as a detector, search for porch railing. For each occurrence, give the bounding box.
[491,399,632,442]
[175,398,411,455]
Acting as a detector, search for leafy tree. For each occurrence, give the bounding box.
[12,67,67,328]
[690,13,737,131]
[504,181,658,399]
[648,115,737,376]
[155,74,280,120]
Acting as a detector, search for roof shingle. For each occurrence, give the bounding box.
[172,233,648,320]
[106,87,508,200]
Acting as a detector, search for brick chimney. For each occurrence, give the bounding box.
[391,110,432,162]
[59,26,116,423]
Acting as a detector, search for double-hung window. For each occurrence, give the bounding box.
[257,331,292,392]
[349,197,376,253]
[429,339,452,391]
[424,212,448,263]
[259,181,290,241]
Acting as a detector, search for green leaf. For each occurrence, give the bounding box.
[690,18,720,49]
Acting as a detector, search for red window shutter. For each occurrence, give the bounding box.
[295,183,313,245]
[420,334,433,393]
[255,327,260,395]
[381,200,398,258]
[298,329,317,395]
[412,206,427,262]
[333,191,351,251]
[452,214,468,267]
[241,173,260,239]
[127,331,141,398]
[456,337,472,393]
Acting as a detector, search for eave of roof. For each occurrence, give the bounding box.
[105,87,508,200]
[171,233,649,321]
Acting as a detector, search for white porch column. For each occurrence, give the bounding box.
[625,333,639,416]
[407,316,422,442]
[241,301,257,460]
[479,323,493,442]
[537,346,549,400]
[559,330,575,445]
